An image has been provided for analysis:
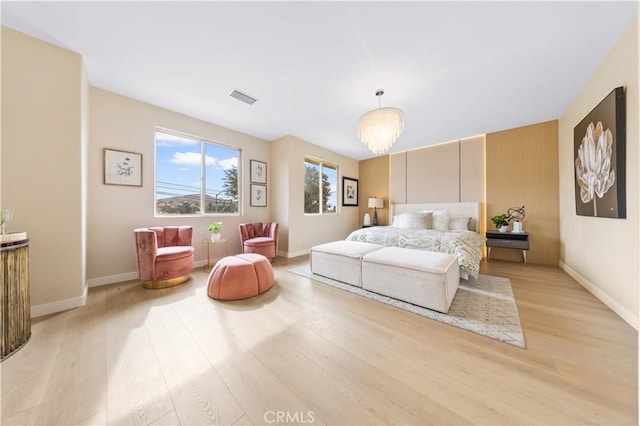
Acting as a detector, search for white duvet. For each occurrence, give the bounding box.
[345,226,486,279]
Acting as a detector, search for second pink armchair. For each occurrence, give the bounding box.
[239,222,279,261]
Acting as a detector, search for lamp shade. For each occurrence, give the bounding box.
[358,108,404,155]
[368,198,383,209]
[358,90,404,155]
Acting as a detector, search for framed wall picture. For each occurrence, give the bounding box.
[250,184,267,207]
[250,160,267,184]
[342,176,358,206]
[104,148,142,187]
[574,86,626,218]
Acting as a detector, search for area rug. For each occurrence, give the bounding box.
[289,264,526,348]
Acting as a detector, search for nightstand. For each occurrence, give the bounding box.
[486,231,530,265]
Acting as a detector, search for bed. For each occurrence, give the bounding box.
[345,202,485,279]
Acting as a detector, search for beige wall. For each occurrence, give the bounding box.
[270,135,359,256]
[558,16,638,328]
[486,121,559,266]
[88,88,271,283]
[1,27,87,314]
[269,137,290,253]
[389,136,485,220]
[358,156,389,226]
[389,152,407,205]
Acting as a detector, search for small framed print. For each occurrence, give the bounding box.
[104,148,142,187]
[250,160,267,184]
[250,184,267,207]
[342,176,358,206]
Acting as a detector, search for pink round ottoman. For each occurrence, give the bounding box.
[207,253,274,300]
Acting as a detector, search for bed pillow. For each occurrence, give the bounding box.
[448,216,471,230]
[392,212,433,229]
[431,209,450,231]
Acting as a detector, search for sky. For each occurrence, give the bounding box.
[155,131,238,200]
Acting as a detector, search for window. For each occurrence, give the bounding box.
[155,130,240,215]
[304,158,337,214]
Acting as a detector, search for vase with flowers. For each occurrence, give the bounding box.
[208,222,223,242]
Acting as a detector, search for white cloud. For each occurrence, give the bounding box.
[156,133,199,147]
[170,152,237,171]
[179,167,189,172]
[219,157,238,170]
[170,152,202,166]
[205,155,217,167]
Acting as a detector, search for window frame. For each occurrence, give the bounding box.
[154,128,242,217]
[303,157,339,216]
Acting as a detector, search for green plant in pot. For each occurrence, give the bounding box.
[208,222,223,241]
[491,214,510,232]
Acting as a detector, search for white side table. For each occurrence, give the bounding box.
[201,237,229,271]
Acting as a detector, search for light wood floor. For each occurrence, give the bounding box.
[1,256,637,425]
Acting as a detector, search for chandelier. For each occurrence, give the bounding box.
[358,90,404,155]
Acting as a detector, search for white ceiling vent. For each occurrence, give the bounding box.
[228,89,258,105]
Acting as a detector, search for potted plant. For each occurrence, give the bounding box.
[491,214,509,233]
[208,222,223,241]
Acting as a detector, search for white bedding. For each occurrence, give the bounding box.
[345,226,485,279]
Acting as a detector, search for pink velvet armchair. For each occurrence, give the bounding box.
[134,226,194,289]
[239,222,279,261]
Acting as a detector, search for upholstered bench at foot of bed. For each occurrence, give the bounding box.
[361,247,460,313]
[310,240,384,287]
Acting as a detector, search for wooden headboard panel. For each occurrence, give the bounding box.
[390,202,481,233]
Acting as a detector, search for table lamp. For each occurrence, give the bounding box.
[368,197,384,226]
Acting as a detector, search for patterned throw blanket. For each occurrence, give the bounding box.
[345,226,486,279]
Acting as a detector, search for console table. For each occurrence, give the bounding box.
[1,232,31,361]
[486,231,530,265]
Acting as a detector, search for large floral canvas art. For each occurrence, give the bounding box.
[574,87,626,218]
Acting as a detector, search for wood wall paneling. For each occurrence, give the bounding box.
[486,120,560,266]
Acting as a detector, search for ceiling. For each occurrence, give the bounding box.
[2,1,637,160]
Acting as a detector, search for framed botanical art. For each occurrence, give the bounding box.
[250,184,267,207]
[104,148,142,187]
[574,86,626,218]
[250,160,267,184]
[342,176,358,206]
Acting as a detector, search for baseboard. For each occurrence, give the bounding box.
[87,271,138,287]
[559,260,638,330]
[31,285,88,318]
[87,259,209,288]
[281,248,310,258]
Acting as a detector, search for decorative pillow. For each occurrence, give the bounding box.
[449,216,471,230]
[432,209,450,231]
[392,212,433,229]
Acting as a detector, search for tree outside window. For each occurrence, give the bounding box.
[304,159,337,214]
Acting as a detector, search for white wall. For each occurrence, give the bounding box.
[558,15,639,328]
[1,27,87,315]
[87,88,271,284]
[271,135,359,257]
